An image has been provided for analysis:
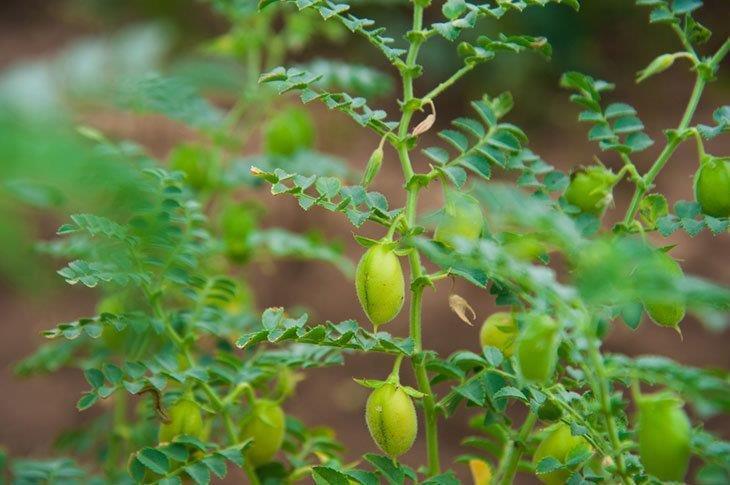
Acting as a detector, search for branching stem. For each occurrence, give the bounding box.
[495,411,538,485]
[394,2,441,477]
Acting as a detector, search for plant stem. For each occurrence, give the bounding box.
[710,38,730,66]
[393,2,441,477]
[104,392,127,477]
[495,411,538,485]
[623,74,705,224]
[623,38,730,225]
[587,343,634,485]
[421,64,475,105]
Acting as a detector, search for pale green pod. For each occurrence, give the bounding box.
[564,166,615,216]
[479,312,518,358]
[515,314,560,384]
[365,384,417,457]
[434,190,484,245]
[694,156,730,218]
[240,399,286,466]
[642,252,685,329]
[355,244,405,327]
[158,399,204,443]
[533,423,590,485]
[636,392,691,481]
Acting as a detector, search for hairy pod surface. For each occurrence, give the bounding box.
[636,392,691,482]
[533,423,590,485]
[694,156,730,218]
[365,384,417,457]
[564,166,615,215]
[355,244,405,327]
[642,252,686,328]
[434,190,484,245]
[240,399,286,466]
[515,314,560,384]
[158,399,204,443]
[479,312,518,358]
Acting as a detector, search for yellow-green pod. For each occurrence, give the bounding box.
[533,423,590,485]
[642,252,686,329]
[694,156,730,218]
[240,399,286,466]
[365,384,417,457]
[169,144,219,191]
[515,314,560,384]
[159,399,205,443]
[636,392,691,482]
[355,244,405,327]
[479,312,518,358]
[434,190,484,245]
[564,166,615,216]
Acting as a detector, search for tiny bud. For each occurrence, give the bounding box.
[636,53,676,83]
[361,145,384,187]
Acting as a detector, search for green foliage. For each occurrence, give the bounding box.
[260,66,398,135]
[4,0,730,484]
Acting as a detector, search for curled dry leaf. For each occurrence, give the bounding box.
[411,100,436,137]
[449,293,476,325]
[137,386,170,423]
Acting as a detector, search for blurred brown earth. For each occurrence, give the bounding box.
[1,0,729,483]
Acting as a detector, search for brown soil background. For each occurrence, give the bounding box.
[1,0,728,483]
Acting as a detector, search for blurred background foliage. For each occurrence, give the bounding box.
[0,0,728,477]
[1,0,728,291]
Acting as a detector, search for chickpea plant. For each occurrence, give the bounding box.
[245,0,730,483]
[5,1,386,483]
[4,0,730,484]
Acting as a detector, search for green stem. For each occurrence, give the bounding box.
[670,24,698,58]
[244,460,262,485]
[104,392,127,477]
[710,38,730,67]
[394,2,441,477]
[587,343,633,485]
[623,74,705,224]
[623,37,730,225]
[495,411,538,485]
[389,354,404,381]
[421,64,475,105]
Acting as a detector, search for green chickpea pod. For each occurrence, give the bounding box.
[220,202,260,263]
[263,107,315,156]
[169,144,219,191]
[434,189,484,245]
[642,251,686,329]
[533,423,590,485]
[515,314,560,384]
[355,243,405,327]
[694,156,730,218]
[365,383,417,458]
[158,398,205,443]
[636,392,691,481]
[564,166,616,216]
[240,399,286,467]
[479,312,518,358]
